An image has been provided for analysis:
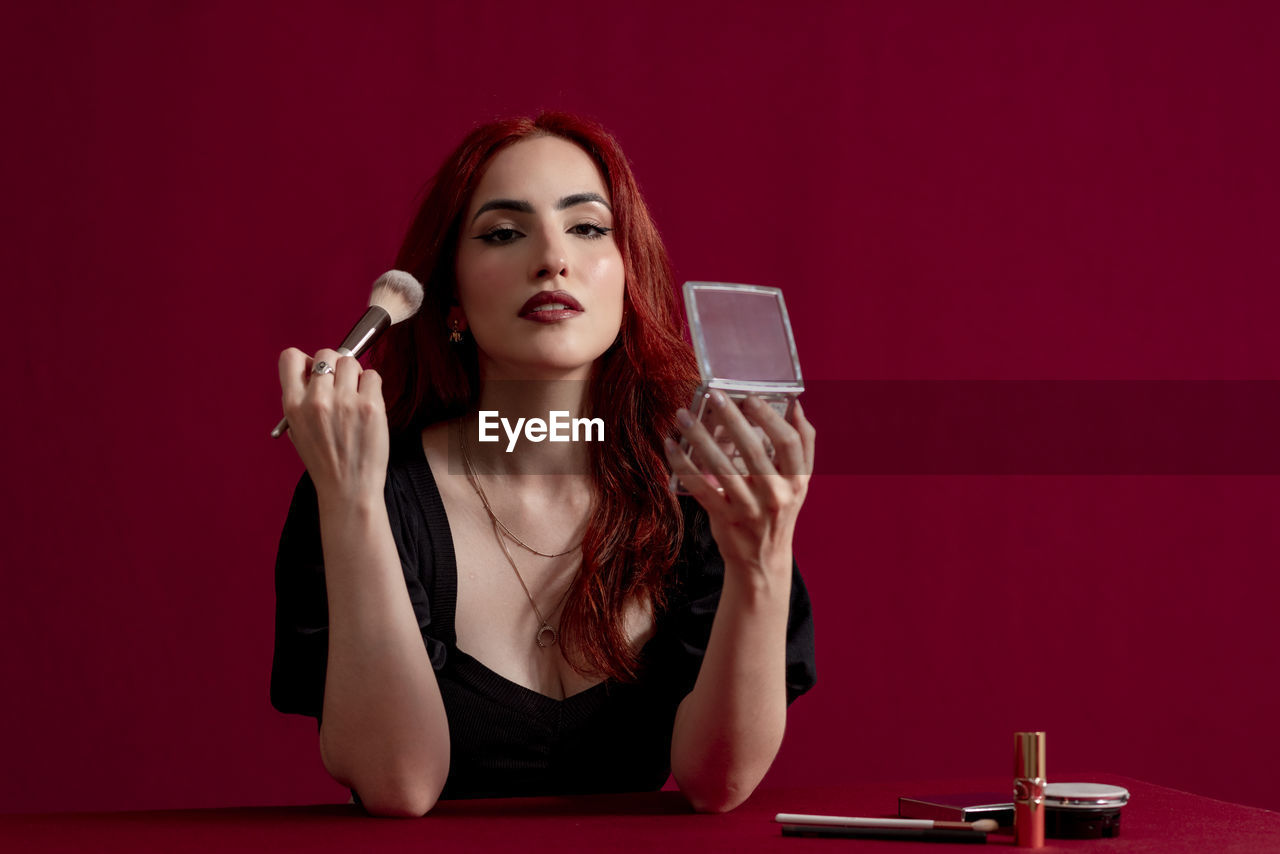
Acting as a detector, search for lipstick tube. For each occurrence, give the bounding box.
[1014,731,1046,848]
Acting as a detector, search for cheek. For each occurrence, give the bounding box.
[456,254,513,313]
[587,252,626,305]
[460,254,502,290]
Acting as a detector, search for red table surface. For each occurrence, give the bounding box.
[3,774,1278,853]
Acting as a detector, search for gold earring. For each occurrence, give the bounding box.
[449,321,464,343]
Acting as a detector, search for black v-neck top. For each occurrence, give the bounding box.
[271,434,816,800]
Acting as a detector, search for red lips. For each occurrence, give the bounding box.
[518,290,584,318]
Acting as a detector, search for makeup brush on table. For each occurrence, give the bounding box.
[776,813,999,843]
[270,270,425,438]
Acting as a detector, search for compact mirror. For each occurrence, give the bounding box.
[670,282,804,494]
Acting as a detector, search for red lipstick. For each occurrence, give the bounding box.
[519,290,584,323]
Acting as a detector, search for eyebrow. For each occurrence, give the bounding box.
[471,192,611,223]
[557,192,611,212]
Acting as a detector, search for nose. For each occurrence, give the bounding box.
[531,229,568,281]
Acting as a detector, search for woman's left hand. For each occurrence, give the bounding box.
[665,392,816,580]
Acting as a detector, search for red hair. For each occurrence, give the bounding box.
[374,113,700,681]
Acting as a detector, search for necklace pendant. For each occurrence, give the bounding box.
[536,624,558,648]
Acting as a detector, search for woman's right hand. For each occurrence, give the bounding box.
[278,348,389,501]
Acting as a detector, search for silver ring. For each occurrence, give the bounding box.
[312,360,335,376]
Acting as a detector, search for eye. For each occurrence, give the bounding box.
[568,223,612,240]
[475,226,522,245]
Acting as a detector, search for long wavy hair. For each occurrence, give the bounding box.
[373,113,700,682]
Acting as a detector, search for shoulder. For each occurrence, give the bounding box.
[674,494,719,566]
[665,495,726,604]
[385,428,445,530]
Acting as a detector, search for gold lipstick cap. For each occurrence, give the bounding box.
[1015,731,1046,780]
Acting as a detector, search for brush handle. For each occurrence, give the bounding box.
[776,813,994,831]
[334,306,391,360]
[270,306,391,438]
[781,825,987,843]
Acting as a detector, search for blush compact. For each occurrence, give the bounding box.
[1043,783,1130,838]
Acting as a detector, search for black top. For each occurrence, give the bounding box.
[271,434,816,800]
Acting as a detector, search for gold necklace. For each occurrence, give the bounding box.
[459,426,579,558]
[459,427,581,648]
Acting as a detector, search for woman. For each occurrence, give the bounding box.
[271,113,816,817]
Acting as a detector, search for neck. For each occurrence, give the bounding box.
[461,378,597,478]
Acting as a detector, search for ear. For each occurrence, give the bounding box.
[447,305,469,331]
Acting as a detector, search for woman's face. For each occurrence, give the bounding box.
[455,135,625,382]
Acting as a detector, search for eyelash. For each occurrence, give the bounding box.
[474,224,613,245]
[476,227,521,245]
[570,223,612,240]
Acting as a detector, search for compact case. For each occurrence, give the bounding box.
[1043,783,1130,839]
[670,282,804,494]
[897,792,1016,825]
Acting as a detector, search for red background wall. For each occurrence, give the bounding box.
[3,1,1278,814]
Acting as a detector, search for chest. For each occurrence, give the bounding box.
[426,443,654,700]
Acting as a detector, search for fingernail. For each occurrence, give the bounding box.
[664,437,678,453]
[711,390,728,408]
[677,409,694,428]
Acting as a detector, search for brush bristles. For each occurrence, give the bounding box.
[368,270,425,325]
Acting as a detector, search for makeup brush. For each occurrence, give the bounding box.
[270,270,425,438]
[775,813,1000,832]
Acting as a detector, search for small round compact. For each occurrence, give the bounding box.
[1044,783,1130,839]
